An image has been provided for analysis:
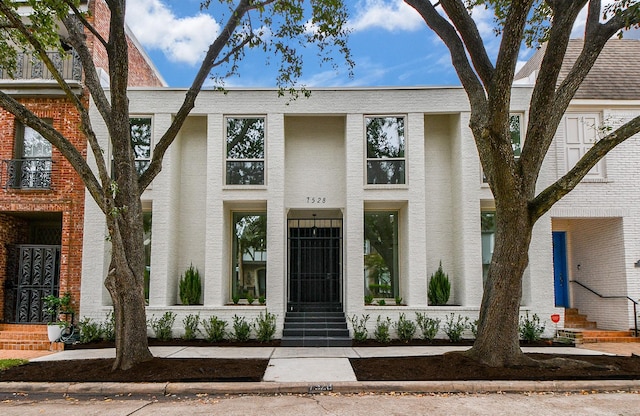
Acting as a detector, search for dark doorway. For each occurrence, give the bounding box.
[288,218,342,312]
[4,245,61,323]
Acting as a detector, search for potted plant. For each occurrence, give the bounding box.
[43,292,73,342]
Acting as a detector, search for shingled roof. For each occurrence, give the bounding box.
[514,38,640,100]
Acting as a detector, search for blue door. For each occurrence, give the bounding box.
[552,232,569,307]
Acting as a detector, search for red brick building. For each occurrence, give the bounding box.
[0,0,163,338]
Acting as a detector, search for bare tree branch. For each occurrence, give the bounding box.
[212,34,254,67]
[0,91,105,208]
[63,0,108,49]
[404,0,486,109]
[139,0,256,191]
[440,0,495,85]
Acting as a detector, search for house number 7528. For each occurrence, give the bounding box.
[306,197,326,204]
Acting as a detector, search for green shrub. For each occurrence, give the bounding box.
[246,292,255,305]
[374,316,392,343]
[470,319,479,338]
[415,312,440,341]
[377,299,386,306]
[149,311,176,341]
[78,317,102,343]
[519,312,545,342]
[394,295,403,305]
[349,314,370,341]
[232,294,240,304]
[101,311,115,341]
[232,315,251,342]
[443,313,468,342]
[364,294,373,304]
[258,295,266,305]
[394,313,416,342]
[182,313,200,341]
[179,264,202,305]
[428,261,451,306]
[254,311,277,342]
[202,316,227,342]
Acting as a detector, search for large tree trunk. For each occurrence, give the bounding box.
[103,188,153,371]
[465,196,533,366]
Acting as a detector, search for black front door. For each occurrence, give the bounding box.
[4,245,60,323]
[288,218,342,311]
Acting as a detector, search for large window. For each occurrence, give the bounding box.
[130,117,152,175]
[366,117,405,185]
[481,211,496,282]
[10,123,52,189]
[364,211,399,298]
[226,117,265,185]
[232,212,267,300]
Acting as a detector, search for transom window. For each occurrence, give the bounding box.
[366,116,405,185]
[364,211,399,299]
[226,117,265,185]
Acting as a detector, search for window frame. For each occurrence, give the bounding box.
[129,116,153,176]
[224,115,266,186]
[363,210,400,299]
[11,120,53,190]
[231,211,268,301]
[364,115,406,186]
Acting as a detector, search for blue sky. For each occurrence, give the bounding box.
[124,0,636,88]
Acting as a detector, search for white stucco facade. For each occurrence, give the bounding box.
[79,87,640,338]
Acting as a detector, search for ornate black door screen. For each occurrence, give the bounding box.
[4,245,60,323]
[288,218,342,312]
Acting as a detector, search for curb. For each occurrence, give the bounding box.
[1,380,639,396]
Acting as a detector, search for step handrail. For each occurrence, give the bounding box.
[570,279,638,337]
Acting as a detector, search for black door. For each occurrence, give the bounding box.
[288,219,342,311]
[4,245,60,323]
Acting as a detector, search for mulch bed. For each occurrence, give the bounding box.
[350,353,640,381]
[0,358,268,382]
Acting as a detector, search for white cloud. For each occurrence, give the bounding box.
[125,0,220,66]
[350,0,424,32]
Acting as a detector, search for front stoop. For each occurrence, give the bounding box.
[0,324,64,351]
[281,311,352,347]
[557,309,640,344]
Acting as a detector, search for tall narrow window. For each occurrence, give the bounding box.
[364,211,399,298]
[366,117,405,184]
[130,117,152,175]
[481,211,496,283]
[11,123,52,189]
[226,117,265,185]
[232,212,267,300]
[143,210,152,304]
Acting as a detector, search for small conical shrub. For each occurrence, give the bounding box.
[179,264,202,305]
[428,261,451,306]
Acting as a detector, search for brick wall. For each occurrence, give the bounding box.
[0,97,86,319]
[89,0,164,87]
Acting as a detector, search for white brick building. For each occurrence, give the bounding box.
[79,40,640,342]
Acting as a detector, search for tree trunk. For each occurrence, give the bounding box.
[103,192,152,371]
[465,197,533,366]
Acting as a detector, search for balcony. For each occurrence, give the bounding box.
[1,158,53,190]
[0,50,82,95]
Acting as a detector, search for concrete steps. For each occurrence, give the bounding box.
[0,323,63,351]
[563,308,597,329]
[281,311,351,347]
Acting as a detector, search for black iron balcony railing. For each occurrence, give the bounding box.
[0,50,82,82]
[2,158,53,190]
